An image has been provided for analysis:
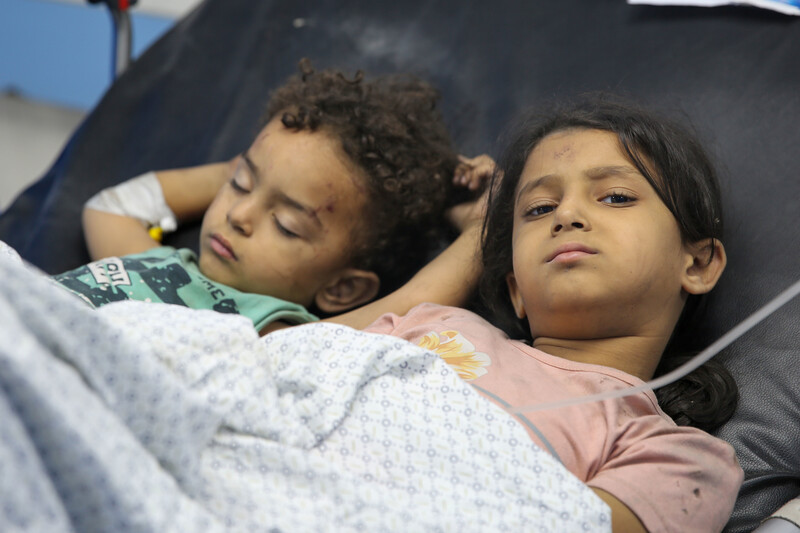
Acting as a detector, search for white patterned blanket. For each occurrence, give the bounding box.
[0,246,609,532]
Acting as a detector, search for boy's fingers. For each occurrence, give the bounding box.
[453,162,468,184]
[455,153,498,190]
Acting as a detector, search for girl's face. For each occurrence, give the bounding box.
[506,128,696,342]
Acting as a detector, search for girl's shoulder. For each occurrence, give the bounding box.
[365,303,509,342]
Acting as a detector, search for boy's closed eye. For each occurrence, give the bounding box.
[230,177,250,193]
[273,214,301,239]
[230,159,254,193]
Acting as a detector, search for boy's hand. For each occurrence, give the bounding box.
[329,153,495,331]
[453,154,495,191]
[448,154,496,232]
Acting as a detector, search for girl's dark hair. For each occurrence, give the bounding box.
[264,59,459,297]
[480,94,737,432]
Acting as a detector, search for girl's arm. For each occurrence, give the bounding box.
[592,489,647,533]
[83,161,232,260]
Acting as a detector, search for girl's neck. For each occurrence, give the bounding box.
[531,335,667,381]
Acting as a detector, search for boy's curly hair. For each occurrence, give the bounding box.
[263,59,459,298]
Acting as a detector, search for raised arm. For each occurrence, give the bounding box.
[324,154,493,331]
[325,221,483,331]
[83,161,232,260]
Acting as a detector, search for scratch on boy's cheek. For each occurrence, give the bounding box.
[272,265,293,280]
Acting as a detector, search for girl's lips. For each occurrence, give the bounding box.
[550,250,593,264]
[546,243,597,263]
[210,234,237,260]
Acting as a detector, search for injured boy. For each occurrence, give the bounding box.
[53,59,492,335]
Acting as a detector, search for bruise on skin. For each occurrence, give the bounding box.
[324,194,336,213]
[324,183,337,213]
[253,128,271,146]
[552,144,574,161]
[311,192,338,216]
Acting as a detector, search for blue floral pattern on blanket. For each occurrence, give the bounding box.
[0,248,610,532]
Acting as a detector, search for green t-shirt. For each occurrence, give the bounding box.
[53,246,318,331]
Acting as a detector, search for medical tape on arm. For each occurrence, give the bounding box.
[509,277,800,414]
[85,172,178,238]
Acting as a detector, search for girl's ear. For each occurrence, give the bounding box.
[505,272,527,319]
[314,269,381,314]
[681,238,727,295]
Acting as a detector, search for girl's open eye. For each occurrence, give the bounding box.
[524,204,556,218]
[273,215,300,239]
[600,192,635,205]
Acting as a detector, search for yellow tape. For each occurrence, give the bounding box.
[148,226,164,242]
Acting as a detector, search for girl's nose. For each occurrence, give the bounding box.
[551,197,591,235]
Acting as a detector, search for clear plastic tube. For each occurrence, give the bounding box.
[508,277,800,415]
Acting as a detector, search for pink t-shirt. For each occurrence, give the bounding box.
[365,303,743,533]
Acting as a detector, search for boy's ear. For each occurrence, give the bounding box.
[505,272,527,319]
[314,268,381,314]
[681,238,727,295]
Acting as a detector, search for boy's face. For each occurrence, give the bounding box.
[506,128,692,342]
[199,118,369,308]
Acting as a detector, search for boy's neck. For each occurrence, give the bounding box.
[531,335,667,382]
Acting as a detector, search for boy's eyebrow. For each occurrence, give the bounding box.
[242,152,323,228]
[515,165,641,206]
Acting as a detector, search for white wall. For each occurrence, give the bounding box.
[47,0,204,18]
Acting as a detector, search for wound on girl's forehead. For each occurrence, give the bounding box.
[552,144,574,161]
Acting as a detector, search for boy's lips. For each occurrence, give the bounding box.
[546,243,597,263]
[210,234,237,260]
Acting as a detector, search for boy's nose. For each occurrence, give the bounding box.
[227,199,256,236]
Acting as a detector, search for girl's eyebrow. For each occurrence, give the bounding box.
[584,165,641,180]
[515,165,641,206]
[515,174,556,207]
[241,152,323,228]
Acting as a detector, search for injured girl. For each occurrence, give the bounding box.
[365,95,743,533]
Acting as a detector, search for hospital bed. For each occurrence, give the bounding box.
[1,1,799,530]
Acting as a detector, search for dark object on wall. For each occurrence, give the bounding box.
[86,0,139,77]
[1,1,798,530]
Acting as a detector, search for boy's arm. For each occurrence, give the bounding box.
[83,161,232,260]
[325,153,493,330]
